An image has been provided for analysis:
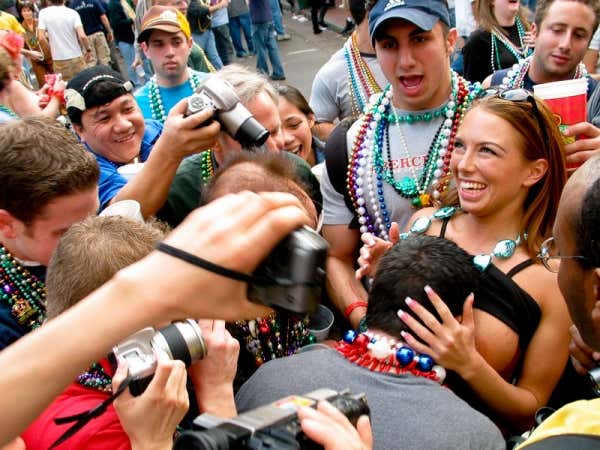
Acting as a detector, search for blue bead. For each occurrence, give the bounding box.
[377,182,383,188]
[377,189,384,195]
[396,346,414,366]
[417,354,434,371]
[343,330,357,343]
[370,337,376,343]
[386,223,391,229]
[378,197,384,202]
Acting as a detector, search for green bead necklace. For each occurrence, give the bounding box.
[200,150,215,181]
[384,104,448,124]
[0,245,46,331]
[148,69,202,123]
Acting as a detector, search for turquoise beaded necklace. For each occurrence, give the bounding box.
[0,104,19,120]
[401,206,526,271]
[0,245,46,331]
[148,69,202,123]
[490,17,530,72]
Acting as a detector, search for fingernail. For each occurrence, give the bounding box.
[397,309,406,319]
[404,297,414,306]
[400,330,409,339]
[424,285,433,294]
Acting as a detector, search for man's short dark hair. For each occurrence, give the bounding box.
[0,117,99,224]
[534,0,600,34]
[576,176,600,268]
[366,235,480,337]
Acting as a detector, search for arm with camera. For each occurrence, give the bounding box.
[113,357,189,450]
[188,320,240,418]
[0,192,308,446]
[109,98,220,218]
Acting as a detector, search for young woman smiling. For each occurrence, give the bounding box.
[357,91,570,433]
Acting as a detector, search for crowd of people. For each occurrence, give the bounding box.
[1,0,600,448]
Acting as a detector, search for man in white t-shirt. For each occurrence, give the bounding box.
[37,0,93,81]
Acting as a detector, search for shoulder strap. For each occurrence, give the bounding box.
[324,117,356,214]
[506,259,535,278]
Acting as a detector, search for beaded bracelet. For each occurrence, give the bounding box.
[344,300,368,319]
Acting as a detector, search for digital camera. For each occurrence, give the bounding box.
[185,77,269,149]
[248,226,328,315]
[111,319,207,396]
[174,388,370,450]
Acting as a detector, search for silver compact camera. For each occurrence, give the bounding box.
[111,319,207,396]
[185,77,269,149]
[248,226,328,315]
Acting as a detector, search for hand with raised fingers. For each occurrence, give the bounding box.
[112,356,189,450]
[397,286,481,375]
[298,400,372,450]
[355,223,399,279]
[188,319,239,417]
[563,121,600,169]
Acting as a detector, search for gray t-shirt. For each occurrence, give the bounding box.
[321,105,444,231]
[236,348,505,450]
[309,41,388,124]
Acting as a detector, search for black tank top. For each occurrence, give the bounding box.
[439,219,542,350]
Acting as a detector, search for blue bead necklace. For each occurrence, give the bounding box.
[336,329,445,384]
[401,206,526,271]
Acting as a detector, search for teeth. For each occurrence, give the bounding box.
[461,181,486,190]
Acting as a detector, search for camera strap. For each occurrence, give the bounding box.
[156,241,272,285]
[49,374,134,449]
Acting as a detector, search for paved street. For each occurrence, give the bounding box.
[232,9,348,99]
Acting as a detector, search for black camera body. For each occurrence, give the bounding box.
[110,319,207,396]
[185,77,269,149]
[174,388,370,450]
[248,226,328,315]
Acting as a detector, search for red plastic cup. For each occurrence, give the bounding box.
[533,78,587,170]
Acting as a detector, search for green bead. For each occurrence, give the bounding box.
[308,334,317,344]
[411,197,422,208]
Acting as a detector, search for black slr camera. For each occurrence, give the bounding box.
[174,388,370,450]
[110,319,207,396]
[185,76,270,149]
[247,226,328,315]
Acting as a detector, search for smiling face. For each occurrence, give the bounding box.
[74,94,145,164]
[142,29,192,86]
[374,19,456,110]
[279,97,316,166]
[450,107,547,218]
[493,0,520,23]
[531,0,595,82]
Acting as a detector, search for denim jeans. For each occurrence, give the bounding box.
[228,12,255,56]
[117,41,139,86]
[192,30,224,69]
[212,24,234,65]
[251,22,285,78]
[269,0,286,35]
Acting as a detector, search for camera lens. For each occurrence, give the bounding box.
[152,319,207,366]
[175,428,234,450]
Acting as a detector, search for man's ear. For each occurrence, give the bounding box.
[446,27,458,56]
[72,123,85,142]
[141,41,150,57]
[0,209,21,239]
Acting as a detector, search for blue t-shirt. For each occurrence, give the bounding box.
[90,119,163,209]
[135,71,208,121]
[69,0,107,35]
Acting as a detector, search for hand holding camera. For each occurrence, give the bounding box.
[112,357,189,450]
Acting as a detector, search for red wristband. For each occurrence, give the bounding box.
[344,300,368,319]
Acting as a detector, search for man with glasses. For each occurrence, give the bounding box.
[516,154,600,448]
[483,0,600,169]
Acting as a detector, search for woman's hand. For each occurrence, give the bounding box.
[355,223,400,279]
[298,400,372,450]
[112,357,189,450]
[188,319,239,418]
[397,286,482,376]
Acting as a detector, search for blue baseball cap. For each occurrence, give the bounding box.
[369,0,451,44]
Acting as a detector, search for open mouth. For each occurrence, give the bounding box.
[398,75,424,94]
[459,180,487,200]
[286,144,302,156]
